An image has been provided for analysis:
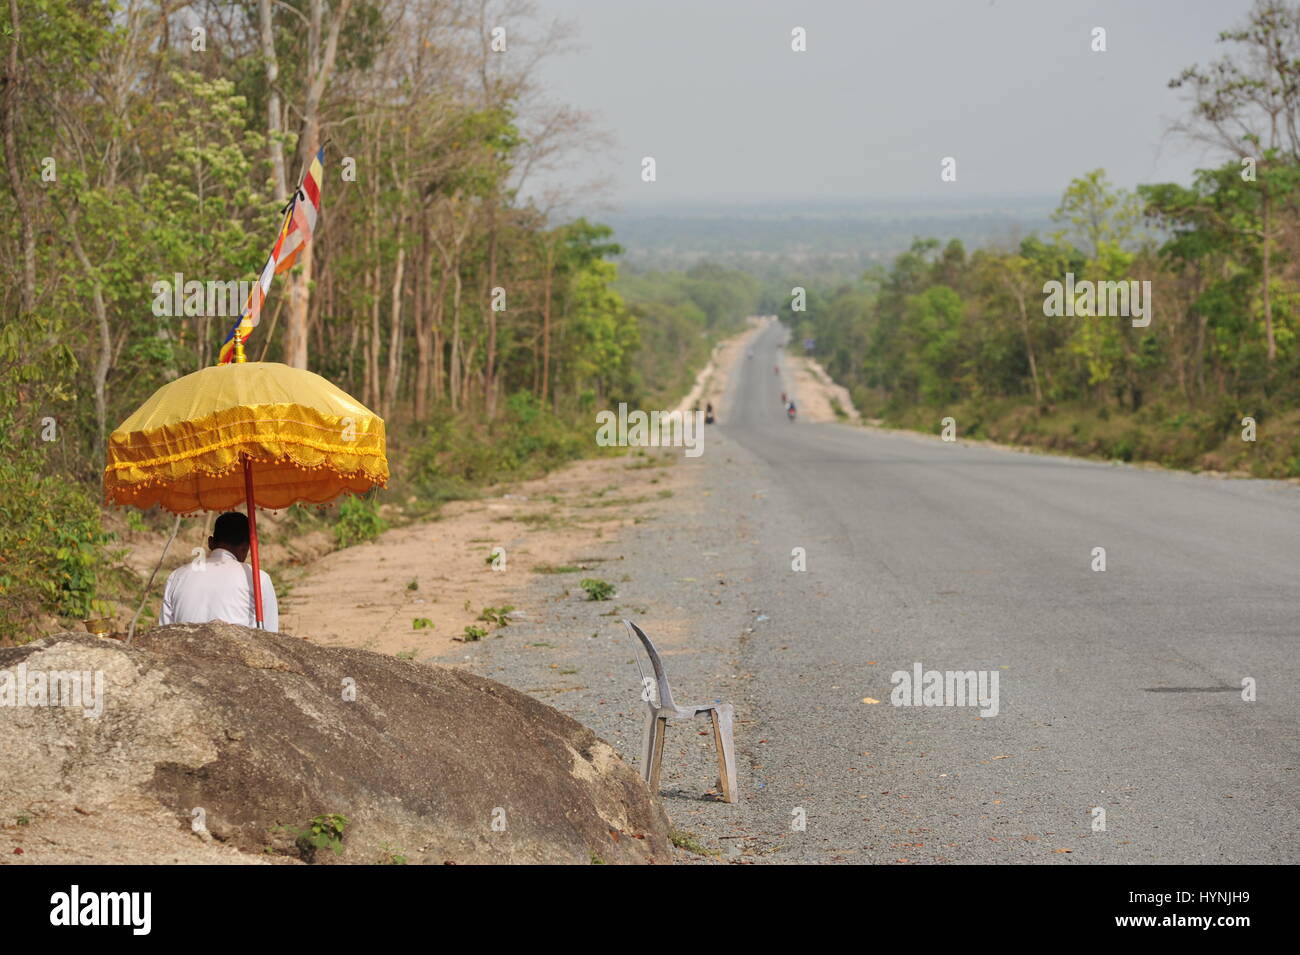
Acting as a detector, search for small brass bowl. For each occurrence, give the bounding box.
[84,618,113,636]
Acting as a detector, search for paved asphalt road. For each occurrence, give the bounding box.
[698,319,1299,863]
[464,319,1298,863]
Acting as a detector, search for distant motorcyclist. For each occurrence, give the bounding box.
[786,400,797,421]
[705,402,715,425]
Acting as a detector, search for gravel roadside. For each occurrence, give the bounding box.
[454,426,786,863]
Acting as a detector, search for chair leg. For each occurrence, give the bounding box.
[641,707,668,791]
[710,704,738,804]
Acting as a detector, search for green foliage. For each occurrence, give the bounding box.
[669,829,717,857]
[461,625,488,642]
[293,813,348,860]
[377,843,408,865]
[617,264,762,405]
[1051,168,1144,258]
[0,402,110,637]
[412,618,434,630]
[333,494,388,548]
[580,578,615,601]
[477,605,514,626]
[403,394,589,506]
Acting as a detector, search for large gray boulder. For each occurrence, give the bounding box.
[0,623,671,864]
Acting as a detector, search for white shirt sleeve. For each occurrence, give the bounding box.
[259,570,279,632]
[159,569,177,626]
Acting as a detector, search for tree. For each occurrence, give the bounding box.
[1168,0,1300,361]
[1051,169,1142,260]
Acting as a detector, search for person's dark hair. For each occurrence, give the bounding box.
[211,511,250,548]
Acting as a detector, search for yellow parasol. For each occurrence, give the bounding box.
[104,358,387,627]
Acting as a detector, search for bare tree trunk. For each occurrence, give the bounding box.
[433,326,444,401]
[311,263,325,357]
[282,0,353,369]
[532,325,539,393]
[540,238,554,404]
[347,307,359,393]
[1262,191,1276,363]
[414,327,430,418]
[1174,291,1188,403]
[284,173,315,369]
[485,203,499,417]
[367,265,381,410]
[414,228,440,421]
[450,268,463,412]
[363,132,380,409]
[1195,311,1208,400]
[384,242,406,417]
[258,0,288,203]
[68,216,110,458]
[413,237,429,421]
[362,315,373,408]
[461,325,479,410]
[1,0,35,318]
[1013,289,1043,409]
[426,262,449,407]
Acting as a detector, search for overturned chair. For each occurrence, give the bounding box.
[623,619,738,804]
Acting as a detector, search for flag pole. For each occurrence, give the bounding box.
[233,342,264,628]
[242,454,265,629]
[217,142,328,364]
[212,145,331,628]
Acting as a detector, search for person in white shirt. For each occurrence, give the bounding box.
[159,512,279,631]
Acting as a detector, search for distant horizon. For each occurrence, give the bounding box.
[597,194,1062,214]
[599,192,1062,278]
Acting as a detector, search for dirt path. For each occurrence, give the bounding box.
[781,351,860,424]
[282,449,693,660]
[676,316,771,420]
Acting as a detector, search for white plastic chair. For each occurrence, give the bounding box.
[623,619,738,803]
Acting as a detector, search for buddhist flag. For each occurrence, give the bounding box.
[276,147,324,275]
[218,146,325,364]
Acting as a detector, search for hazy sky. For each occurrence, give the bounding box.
[529,0,1259,209]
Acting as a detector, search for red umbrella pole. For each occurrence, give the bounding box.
[243,455,265,628]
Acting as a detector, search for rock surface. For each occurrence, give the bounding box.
[0,623,671,864]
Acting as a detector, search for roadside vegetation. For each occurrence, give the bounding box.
[784,2,1300,478]
[0,0,760,642]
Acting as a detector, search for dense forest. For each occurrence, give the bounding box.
[0,0,760,638]
[784,2,1300,479]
